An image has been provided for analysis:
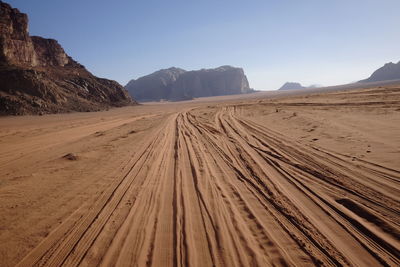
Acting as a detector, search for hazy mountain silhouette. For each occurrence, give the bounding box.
[126,66,253,101]
[278,82,305,90]
[359,61,400,83]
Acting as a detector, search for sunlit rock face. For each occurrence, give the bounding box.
[0,1,38,66]
[30,36,71,67]
[0,1,135,115]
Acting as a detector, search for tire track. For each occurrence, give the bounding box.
[16,115,172,267]
[220,106,400,266]
[16,104,400,267]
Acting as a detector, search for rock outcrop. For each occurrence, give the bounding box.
[171,66,252,100]
[278,82,305,90]
[0,1,134,115]
[126,66,253,102]
[125,67,185,101]
[359,61,400,83]
[125,66,253,101]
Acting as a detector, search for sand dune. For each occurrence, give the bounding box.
[0,85,399,266]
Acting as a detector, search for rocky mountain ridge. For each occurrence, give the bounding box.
[126,66,253,101]
[278,82,305,90]
[359,61,400,83]
[125,67,186,101]
[0,1,134,115]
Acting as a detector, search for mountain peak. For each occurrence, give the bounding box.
[359,61,400,83]
[166,66,186,71]
[278,82,305,90]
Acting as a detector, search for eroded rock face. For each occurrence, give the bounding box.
[0,1,135,115]
[171,66,251,100]
[31,36,71,67]
[126,66,253,102]
[0,1,37,66]
[125,67,186,101]
[359,61,400,83]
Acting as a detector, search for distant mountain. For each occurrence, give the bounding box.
[0,1,135,115]
[308,84,323,89]
[125,67,186,101]
[126,66,253,101]
[278,82,305,90]
[359,61,400,83]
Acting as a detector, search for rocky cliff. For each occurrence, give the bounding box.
[125,67,185,101]
[0,1,135,115]
[126,66,253,101]
[359,61,400,83]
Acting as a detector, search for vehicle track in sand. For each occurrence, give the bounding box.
[13,103,399,267]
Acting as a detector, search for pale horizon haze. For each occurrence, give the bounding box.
[6,0,400,90]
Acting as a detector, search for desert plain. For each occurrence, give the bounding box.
[0,84,399,266]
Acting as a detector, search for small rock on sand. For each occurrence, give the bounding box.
[63,153,78,161]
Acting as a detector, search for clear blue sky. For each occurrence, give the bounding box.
[6,0,400,90]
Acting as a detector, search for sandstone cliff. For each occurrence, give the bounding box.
[0,1,135,115]
[126,66,253,102]
[359,61,400,83]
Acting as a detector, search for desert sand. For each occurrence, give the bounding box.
[0,84,399,266]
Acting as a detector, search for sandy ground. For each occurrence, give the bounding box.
[0,84,399,266]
